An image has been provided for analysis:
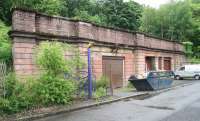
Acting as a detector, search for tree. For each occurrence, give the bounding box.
[190,0,200,57]
[61,0,92,17]
[140,7,158,35]
[0,0,65,25]
[140,0,193,41]
[0,20,11,65]
[101,0,143,31]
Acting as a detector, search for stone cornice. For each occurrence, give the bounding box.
[12,8,183,44]
[9,30,185,55]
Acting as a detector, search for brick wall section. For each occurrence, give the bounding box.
[11,9,186,86]
[12,37,37,76]
[12,9,184,52]
[133,49,186,76]
[35,15,77,37]
[12,10,36,32]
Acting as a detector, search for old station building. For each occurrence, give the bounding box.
[10,9,186,88]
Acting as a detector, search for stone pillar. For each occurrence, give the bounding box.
[124,52,134,86]
[12,37,37,76]
[134,50,145,76]
[12,9,37,77]
[155,57,159,71]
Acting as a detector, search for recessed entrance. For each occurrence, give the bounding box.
[164,57,171,70]
[102,56,124,89]
[145,56,156,72]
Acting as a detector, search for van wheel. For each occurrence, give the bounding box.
[194,75,200,80]
[175,75,181,80]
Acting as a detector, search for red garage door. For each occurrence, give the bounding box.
[102,56,123,89]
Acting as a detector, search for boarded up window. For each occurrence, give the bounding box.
[158,57,162,70]
[164,57,171,70]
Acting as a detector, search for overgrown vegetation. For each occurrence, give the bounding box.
[0,73,35,114]
[0,41,83,114]
[34,41,80,105]
[93,76,109,100]
[0,20,11,66]
[0,0,200,62]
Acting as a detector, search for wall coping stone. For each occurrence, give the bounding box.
[9,30,185,55]
[12,8,183,45]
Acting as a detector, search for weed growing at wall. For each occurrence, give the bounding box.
[0,20,12,66]
[0,74,36,114]
[0,41,84,114]
[34,74,76,105]
[94,76,110,100]
[34,41,82,105]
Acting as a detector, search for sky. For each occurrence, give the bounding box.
[133,0,170,8]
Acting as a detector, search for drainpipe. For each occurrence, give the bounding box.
[87,42,94,99]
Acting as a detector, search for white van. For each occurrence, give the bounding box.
[174,64,200,80]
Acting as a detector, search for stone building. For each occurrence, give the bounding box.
[10,9,186,88]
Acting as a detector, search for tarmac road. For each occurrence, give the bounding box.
[161,98,200,121]
[37,81,200,121]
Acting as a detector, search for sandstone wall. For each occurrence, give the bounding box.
[11,9,186,86]
[12,9,184,52]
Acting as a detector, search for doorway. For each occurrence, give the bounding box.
[164,57,171,70]
[145,56,156,72]
[102,56,124,89]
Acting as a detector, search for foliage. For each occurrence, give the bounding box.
[0,97,10,114]
[0,21,11,65]
[188,57,200,64]
[183,41,193,57]
[4,73,16,97]
[0,0,143,31]
[0,0,65,25]
[96,76,109,89]
[93,76,109,100]
[0,73,35,114]
[93,87,107,100]
[140,0,193,41]
[35,41,82,105]
[34,75,76,105]
[35,41,84,76]
[0,41,83,114]
[35,41,67,76]
[101,0,143,31]
[189,1,200,58]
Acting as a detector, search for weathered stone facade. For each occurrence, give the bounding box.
[10,9,186,87]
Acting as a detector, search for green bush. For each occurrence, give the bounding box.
[93,87,107,100]
[35,75,76,105]
[0,73,35,114]
[93,76,109,100]
[0,97,10,114]
[189,57,200,64]
[35,41,84,77]
[34,41,84,105]
[0,41,84,114]
[35,42,67,76]
[0,20,12,65]
[4,73,16,97]
[96,76,109,89]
